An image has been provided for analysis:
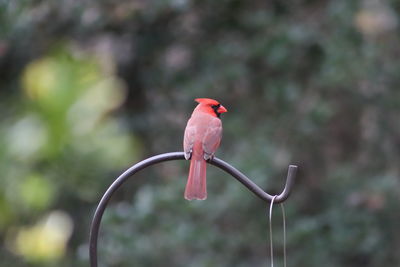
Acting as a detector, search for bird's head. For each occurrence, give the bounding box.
[195,98,227,118]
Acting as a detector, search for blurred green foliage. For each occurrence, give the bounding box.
[1,0,400,266]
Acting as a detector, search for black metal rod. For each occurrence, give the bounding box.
[89,152,297,267]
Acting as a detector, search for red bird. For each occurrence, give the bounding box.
[183,98,227,200]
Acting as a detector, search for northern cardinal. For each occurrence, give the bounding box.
[183,98,227,200]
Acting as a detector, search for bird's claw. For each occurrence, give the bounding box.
[204,153,214,162]
[184,150,192,160]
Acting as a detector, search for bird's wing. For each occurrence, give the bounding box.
[183,117,196,160]
[202,118,223,160]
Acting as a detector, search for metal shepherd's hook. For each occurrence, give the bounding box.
[89,152,298,267]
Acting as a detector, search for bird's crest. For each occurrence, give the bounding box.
[195,98,220,106]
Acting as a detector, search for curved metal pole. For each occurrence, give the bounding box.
[89,152,297,267]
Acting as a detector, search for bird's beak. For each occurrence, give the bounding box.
[217,105,227,113]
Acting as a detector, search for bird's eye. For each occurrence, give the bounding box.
[211,104,220,109]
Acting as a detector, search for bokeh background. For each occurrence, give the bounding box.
[1,0,400,266]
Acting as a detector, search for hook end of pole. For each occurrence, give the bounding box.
[275,164,298,203]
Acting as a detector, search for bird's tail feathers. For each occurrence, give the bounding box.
[185,158,207,200]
